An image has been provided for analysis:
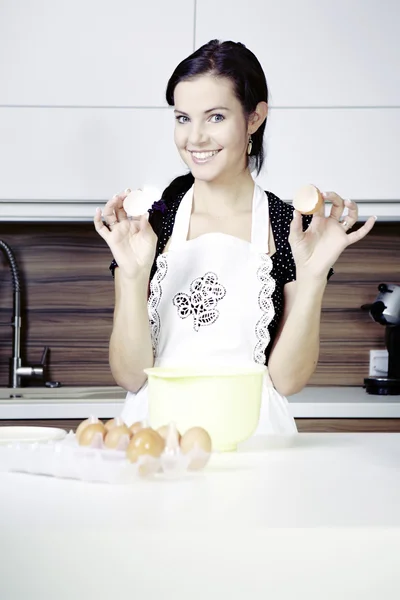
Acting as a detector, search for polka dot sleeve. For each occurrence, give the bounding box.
[267,192,312,284]
[267,192,334,284]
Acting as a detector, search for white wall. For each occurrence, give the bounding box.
[0,0,399,207]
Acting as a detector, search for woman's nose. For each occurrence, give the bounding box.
[188,124,207,146]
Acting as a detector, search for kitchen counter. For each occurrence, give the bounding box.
[1,385,400,419]
[1,432,400,599]
[0,386,127,419]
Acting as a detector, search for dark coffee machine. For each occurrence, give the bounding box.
[362,283,400,395]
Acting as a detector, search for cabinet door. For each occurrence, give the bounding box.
[258,107,400,202]
[0,107,183,201]
[0,0,194,106]
[196,0,400,107]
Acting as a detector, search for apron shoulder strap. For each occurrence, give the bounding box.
[168,186,194,251]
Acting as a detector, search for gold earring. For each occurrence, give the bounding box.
[247,135,253,155]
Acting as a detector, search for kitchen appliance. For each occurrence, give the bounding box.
[362,283,400,395]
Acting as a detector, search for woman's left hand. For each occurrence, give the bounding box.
[289,192,377,281]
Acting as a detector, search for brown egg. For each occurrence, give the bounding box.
[78,422,106,447]
[104,417,126,433]
[128,421,144,437]
[293,184,324,215]
[157,424,181,443]
[75,416,102,441]
[126,428,165,463]
[180,427,212,470]
[104,424,131,449]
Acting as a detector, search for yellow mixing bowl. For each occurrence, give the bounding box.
[144,365,265,452]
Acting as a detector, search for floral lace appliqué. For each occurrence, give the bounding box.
[148,254,168,356]
[254,254,276,364]
[173,272,226,332]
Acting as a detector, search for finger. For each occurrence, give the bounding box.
[313,202,325,218]
[103,189,131,220]
[345,216,377,245]
[94,207,111,240]
[101,197,117,224]
[139,211,151,232]
[139,212,157,244]
[114,188,132,220]
[323,191,346,221]
[289,209,305,244]
[341,198,359,228]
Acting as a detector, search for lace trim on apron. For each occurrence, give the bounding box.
[148,254,168,356]
[254,254,276,364]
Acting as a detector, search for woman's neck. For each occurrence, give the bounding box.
[193,169,255,217]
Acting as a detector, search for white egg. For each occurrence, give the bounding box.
[123,189,154,217]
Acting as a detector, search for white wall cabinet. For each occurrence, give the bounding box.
[0,107,183,200]
[196,0,400,107]
[259,107,400,202]
[0,105,399,220]
[0,0,399,221]
[0,0,193,107]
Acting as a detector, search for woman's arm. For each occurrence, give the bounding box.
[267,277,326,396]
[94,189,158,393]
[268,191,376,397]
[109,268,154,392]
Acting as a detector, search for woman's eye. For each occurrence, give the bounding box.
[209,114,224,123]
[176,115,189,124]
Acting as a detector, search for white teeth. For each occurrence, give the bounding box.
[191,150,219,159]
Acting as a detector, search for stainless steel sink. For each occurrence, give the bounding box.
[0,386,127,402]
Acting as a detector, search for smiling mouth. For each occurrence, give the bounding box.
[189,150,221,163]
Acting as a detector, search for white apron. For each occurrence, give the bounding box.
[121,183,297,436]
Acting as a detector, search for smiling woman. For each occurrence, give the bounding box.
[172,74,266,186]
[94,39,376,437]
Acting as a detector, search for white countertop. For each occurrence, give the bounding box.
[288,385,400,418]
[1,385,400,419]
[1,432,400,599]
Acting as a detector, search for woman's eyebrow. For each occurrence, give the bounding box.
[204,106,230,113]
[174,107,230,116]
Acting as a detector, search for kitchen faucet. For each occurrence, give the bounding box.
[0,239,60,388]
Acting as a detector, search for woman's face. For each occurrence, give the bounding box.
[173,75,249,183]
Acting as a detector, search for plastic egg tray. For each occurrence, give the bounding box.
[0,431,211,484]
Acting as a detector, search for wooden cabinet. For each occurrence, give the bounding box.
[296,419,400,433]
[1,419,400,433]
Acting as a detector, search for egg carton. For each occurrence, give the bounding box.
[0,431,211,484]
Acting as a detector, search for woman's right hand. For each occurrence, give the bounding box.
[94,188,157,280]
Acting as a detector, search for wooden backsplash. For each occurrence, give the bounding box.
[0,221,399,388]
